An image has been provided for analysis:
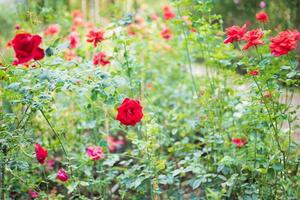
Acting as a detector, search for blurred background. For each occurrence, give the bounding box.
[0,0,299,43]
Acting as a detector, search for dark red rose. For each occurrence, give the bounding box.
[242,29,264,50]
[232,138,247,148]
[35,143,48,164]
[256,11,268,23]
[270,30,300,57]
[11,33,45,65]
[224,24,247,44]
[116,98,143,126]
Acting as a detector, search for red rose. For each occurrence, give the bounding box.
[256,11,268,23]
[11,33,45,65]
[242,29,264,50]
[86,146,104,161]
[248,69,260,76]
[93,52,110,66]
[231,138,247,148]
[57,168,69,182]
[163,6,176,20]
[69,32,80,49]
[270,30,300,57]
[116,98,143,126]
[35,143,48,164]
[224,24,247,44]
[86,29,105,47]
[161,28,173,40]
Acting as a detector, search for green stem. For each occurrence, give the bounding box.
[253,77,285,168]
[39,109,68,157]
[0,150,6,200]
[177,6,199,98]
[123,43,134,98]
[39,109,74,179]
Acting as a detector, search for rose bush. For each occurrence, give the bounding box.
[0,0,299,199]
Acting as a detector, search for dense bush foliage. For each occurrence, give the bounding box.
[0,0,300,199]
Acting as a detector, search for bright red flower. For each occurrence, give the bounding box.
[224,24,247,44]
[232,138,247,148]
[107,135,126,153]
[242,29,264,50]
[35,143,48,164]
[86,29,105,47]
[248,69,260,76]
[86,146,104,161]
[57,168,69,182]
[163,6,176,20]
[69,32,80,49]
[44,24,60,36]
[256,11,268,23]
[270,30,300,56]
[93,52,110,66]
[161,28,173,40]
[11,33,45,65]
[116,98,143,126]
[28,189,39,199]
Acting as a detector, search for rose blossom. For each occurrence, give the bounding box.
[161,28,173,40]
[10,33,45,65]
[232,138,247,148]
[259,1,266,9]
[86,29,105,47]
[44,24,60,36]
[86,146,104,161]
[242,29,264,50]
[224,24,247,44]
[163,6,176,20]
[28,189,39,199]
[256,11,268,23]
[116,98,143,126]
[248,69,260,76]
[107,135,125,153]
[270,30,300,56]
[69,32,80,49]
[93,52,110,66]
[57,168,69,182]
[35,143,48,164]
